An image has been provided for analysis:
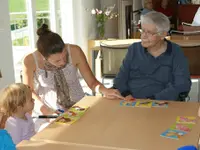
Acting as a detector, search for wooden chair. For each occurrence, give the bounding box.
[182,45,200,101]
[170,29,200,40]
[170,31,200,101]
[182,22,200,33]
[100,43,129,86]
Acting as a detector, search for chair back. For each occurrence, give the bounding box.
[170,30,200,40]
[182,25,200,32]
[100,43,129,77]
[170,31,200,75]
[182,45,200,76]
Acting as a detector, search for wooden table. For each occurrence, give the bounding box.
[88,38,200,76]
[17,140,107,150]
[18,97,200,150]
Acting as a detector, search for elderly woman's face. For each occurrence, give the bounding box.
[145,0,153,10]
[140,23,164,48]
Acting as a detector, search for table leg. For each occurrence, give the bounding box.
[198,79,200,102]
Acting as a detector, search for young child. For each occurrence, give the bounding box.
[0,112,16,150]
[0,83,36,145]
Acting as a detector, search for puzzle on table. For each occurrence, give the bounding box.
[160,129,187,140]
[55,106,89,125]
[160,116,196,140]
[120,100,168,108]
[119,99,197,140]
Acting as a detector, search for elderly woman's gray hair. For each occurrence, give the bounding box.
[141,11,170,32]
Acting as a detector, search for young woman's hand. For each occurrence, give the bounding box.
[103,88,124,100]
[125,95,135,101]
[40,104,55,115]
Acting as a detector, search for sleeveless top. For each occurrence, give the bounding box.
[32,44,85,110]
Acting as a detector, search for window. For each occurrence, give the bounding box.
[9,0,62,82]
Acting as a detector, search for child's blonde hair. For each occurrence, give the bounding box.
[0,83,32,116]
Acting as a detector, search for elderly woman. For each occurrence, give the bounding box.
[114,11,191,101]
[141,0,154,15]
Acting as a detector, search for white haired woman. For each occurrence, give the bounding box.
[141,0,154,15]
[114,11,191,101]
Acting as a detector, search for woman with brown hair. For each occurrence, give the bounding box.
[22,24,123,121]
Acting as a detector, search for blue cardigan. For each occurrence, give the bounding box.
[0,130,16,150]
[114,40,191,100]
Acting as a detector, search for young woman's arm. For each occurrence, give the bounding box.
[72,45,124,99]
[22,53,54,114]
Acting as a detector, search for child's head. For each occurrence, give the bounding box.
[0,83,34,116]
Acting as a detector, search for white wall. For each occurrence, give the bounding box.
[101,0,118,38]
[72,0,118,56]
[60,0,75,44]
[60,0,119,57]
[60,0,100,58]
[81,0,101,40]
[0,0,15,89]
[132,0,142,10]
[73,0,100,56]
